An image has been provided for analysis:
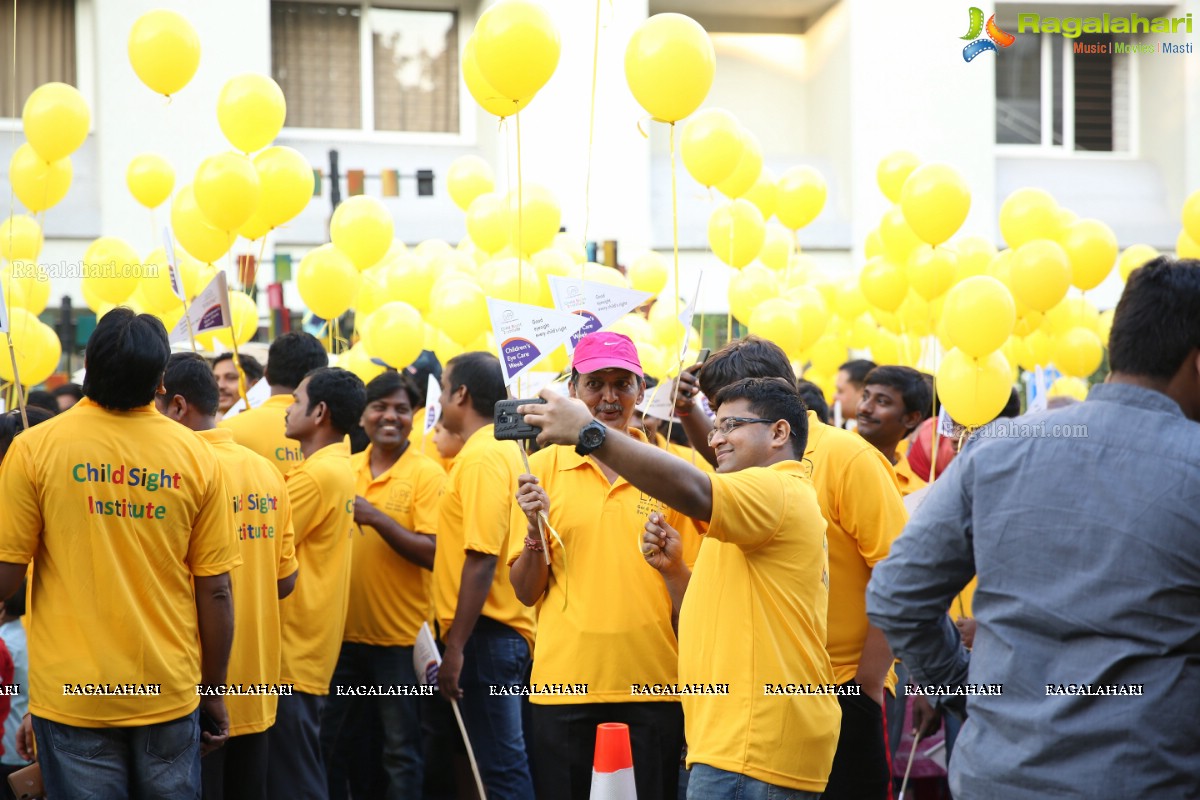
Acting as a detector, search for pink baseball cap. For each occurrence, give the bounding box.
[572,331,643,377]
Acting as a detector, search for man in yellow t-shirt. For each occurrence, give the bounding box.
[157,352,300,800]
[431,352,536,799]
[266,367,365,800]
[320,371,444,799]
[509,332,699,800]
[523,376,840,797]
[220,332,329,474]
[0,309,239,799]
[857,366,933,497]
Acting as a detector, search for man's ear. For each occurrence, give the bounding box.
[902,410,924,436]
[771,420,792,450]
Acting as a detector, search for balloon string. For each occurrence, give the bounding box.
[515,112,524,305]
[581,0,600,245]
[660,123,681,495]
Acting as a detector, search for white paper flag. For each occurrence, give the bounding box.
[546,276,652,353]
[423,374,441,435]
[487,298,588,387]
[170,272,232,345]
[220,378,271,419]
[413,622,441,686]
[0,275,9,334]
[162,227,186,302]
[675,274,703,359]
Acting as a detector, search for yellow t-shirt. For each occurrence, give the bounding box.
[410,406,455,473]
[433,425,535,651]
[504,432,701,704]
[680,461,839,793]
[280,440,356,695]
[219,395,304,474]
[892,451,928,497]
[0,399,240,727]
[654,432,715,474]
[804,413,908,688]
[344,444,445,647]
[198,428,299,735]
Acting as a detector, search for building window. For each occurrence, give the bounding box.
[995,33,1130,152]
[271,1,459,134]
[0,0,77,119]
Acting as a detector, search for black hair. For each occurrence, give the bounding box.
[213,352,265,384]
[699,335,797,403]
[303,367,367,437]
[796,379,830,424]
[266,332,329,391]
[404,351,443,407]
[863,365,933,431]
[52,383,84,402]
[162,352,220,417]
[365,370,421,408]
[0,407,56,463]
[838,359,877,385]
[26,391,58,414]
[1108,257,1200,380]
[3,579,26,618]
[712,376,809,458]
[445,352,506,419]
[1000,387,1021,419]
[82,308,171,410]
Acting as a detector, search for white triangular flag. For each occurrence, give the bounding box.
[413,622,441,686]
[162,227,186,302]
[676,274,703,358]
[220,378,271,419]
[170,272,231,345]
[423,374,441,435]
[486,297,588,387]
[546,276,652,353]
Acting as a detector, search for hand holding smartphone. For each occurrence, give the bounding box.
[494,398,547,441]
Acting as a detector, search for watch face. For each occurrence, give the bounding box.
[583,424,605,447]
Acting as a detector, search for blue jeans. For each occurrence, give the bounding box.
[686,763,822,800]
[454,617,534,800]
[33,710,201,800]
[320,642,422,800]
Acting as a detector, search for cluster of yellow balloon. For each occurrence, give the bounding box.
[0,308,61,387]
[11,83,90,214]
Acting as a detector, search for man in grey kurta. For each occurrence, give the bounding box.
[867,257,1200,799]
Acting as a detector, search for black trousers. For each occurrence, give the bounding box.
[267,692,328,800]
[202,730,269,800]
[530,701,683,800]
[821,681,893,800]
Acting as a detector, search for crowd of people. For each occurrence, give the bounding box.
[0,256,1196,800]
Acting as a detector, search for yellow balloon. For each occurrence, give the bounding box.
[330,196,395,271]
[1010,239,1071,312]
[648,299,686,354]
[466,192,511,255]
[712,129,762,200]
[1097,309,1114,345]
[10,144,72,213]
[743,168,777,221]
[474,0,561,103]
[1044,297,1100,337]
[936,348,1013,427]
[251,145,314,230]
[870,328,901,364]
[1012,309,1044,338]
[807,336,847,375]
[1049,376,1089,401]
[896,291,933,337]
[608,313,654,344]
[758,223,794,272]
[508,185,560,255]
[138,248,182,313]
[859,256,907,312]
[362,301,424,369]
[628,251,668,295]
[1060,219,1117,290]
[218,74,287,154]
[484,258,539,303]
[943,276,1015,358]
[297,244,361,319]
[211,291,259,349]
[1178,229,1200,260]
[462,35,530,118]
[1183,189,1200,244]
[785,286,830,351]
[390,255,439,313]
[430,282,489,345]
[0,215,43,261]
[864,227,884,260]
[128,9,201,97]
[126,153,174,210]
[1052,327,1103,378]
[877,151,920,203]
[728,264,778,325]
[552,232,587,264]
[775,166,827,231]
[82,236,141,304]
[1,262,49,314]
[999,188,1061,248]
[749,298,804,359]
[447,156,495,212]
[907,246,957,301]
[951,235,996,281]
[1117,243,1159,282]
[0,315,60,386]
[681,108,743,187]
[532,247,574,281]
[1015,329,1051,370]
[833,282,868,319]
[624,13,714,123]
[880,205,924,267]
[194,152,261,233]
[583,262,629,289]
[708,199,766,269]
[900,163,970,246]
[340,342,387,384]
[22,82,89,163]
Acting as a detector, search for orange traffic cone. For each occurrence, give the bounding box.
[589,722,637,799]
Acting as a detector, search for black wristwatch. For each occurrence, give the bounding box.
[575,420,607,456]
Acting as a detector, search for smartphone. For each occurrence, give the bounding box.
[199,709,223,737]
[493,398,546,441]
[7,763,44,800]
[695,348,711,367]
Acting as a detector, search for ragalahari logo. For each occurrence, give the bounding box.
[962,7,1015,61]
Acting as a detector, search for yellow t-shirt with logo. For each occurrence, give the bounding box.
[280,440,356,695]
[345,445,445,647]
[433,425,535,651]
[504,431,701,703]
[410,406,455,473]
[804,413,908,689]
[198,428,299,735]
[0,399,240,727]
[892,451,928,497]
[220,395,304,474]
[679,460,839,793]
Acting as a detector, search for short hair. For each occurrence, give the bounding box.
[699,335,797,402]
[863,365,933,428]
[213,352,264,384]
[266,332,328,391]
[0,407,56,463]
[365,370,421,408]
[1108,257,1200,380]
[26,391,58,415]
[712,376,809,458]
[839,359,877,385]
[1000,387,1021,418]
[83,308,171,410]
[795,380,830,424]
[303,367,367,437]
[445,352,506,419]
[53,383,83,401]
[163,352,220,417]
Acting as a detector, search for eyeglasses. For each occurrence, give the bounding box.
[706,417,779,444]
